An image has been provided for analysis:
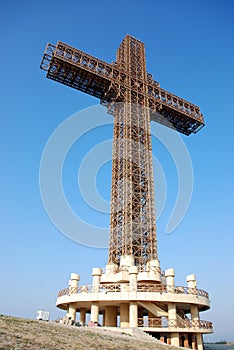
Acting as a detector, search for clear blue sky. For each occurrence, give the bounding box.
[0,0,233,342]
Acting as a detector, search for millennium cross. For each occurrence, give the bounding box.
[40,34,204,267]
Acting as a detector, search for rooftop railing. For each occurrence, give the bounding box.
[57,282,209,299]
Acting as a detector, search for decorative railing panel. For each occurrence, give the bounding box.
[137,318,213,330]
[57,282,209,299]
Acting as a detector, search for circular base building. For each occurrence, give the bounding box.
[57,255,213,349]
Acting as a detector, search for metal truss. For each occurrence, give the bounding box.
[40,35,205,266]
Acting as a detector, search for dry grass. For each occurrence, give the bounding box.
[0,315,181,350]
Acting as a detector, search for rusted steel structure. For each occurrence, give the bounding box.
[40,35,204,267]
[40,35,212,349]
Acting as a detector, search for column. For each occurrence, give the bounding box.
[160,335,165,342]
[190,301,202,349]
[79,308,86,326]
[106,263,118,275]
[69,273,80,293]
[168,302,177,327]
[67,273,79,323]
[196,333,204,350]
[120,255,134,268]
[105,306,118,326]
[92,268,102,293]
[67,303,76,322]
[149,259,161,274]
[120,303,129,328]
[129,302,138,327]
[171,333,180,347]
[186,274,197,291]
[90,302,99,323]
[129,266,138,291]
[165,268,175,292]
[191,304,199,326]
[187,274,200,328]
[192,334,197,350]
[184,334,189,348]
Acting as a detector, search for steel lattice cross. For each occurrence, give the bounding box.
[40,34,204,267]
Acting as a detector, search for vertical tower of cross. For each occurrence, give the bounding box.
[40,34,204,269]
[109,36,157,266]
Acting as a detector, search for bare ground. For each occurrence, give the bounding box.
[0,315,182,350]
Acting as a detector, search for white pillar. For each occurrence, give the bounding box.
[165,268,175,292]
[92,268,102,292]
[191,304,200,329]
[191,304,199,320]
[168,302,177,327]
[106,263,118,275]
[196,333,204,350]
[120,303,129,328]
[67,273,79,322]
[67,303,76,321]
[186,274,197,289]
[129,302,138,327]
[69,273,80,292]
[187,274,200,330]
[90,302,99,323]
[80,308,86,325]
[148,259,160,272]
[171,333,180,347]
[129,266,138,291]
[120,255,134,268]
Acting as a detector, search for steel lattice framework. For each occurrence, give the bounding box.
[40,35,204,267]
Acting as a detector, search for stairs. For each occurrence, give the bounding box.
[139,301,190,328]
[138,301,168,317]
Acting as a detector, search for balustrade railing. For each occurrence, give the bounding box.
[137,284,166,293]
[102,264,164,275]
[137,318,213,330]
[99,283,122,292]
[138,265,162,274]
[57,282,209,299]
[57,283,127,297]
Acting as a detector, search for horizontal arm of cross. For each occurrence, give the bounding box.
[40,41,204,135]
